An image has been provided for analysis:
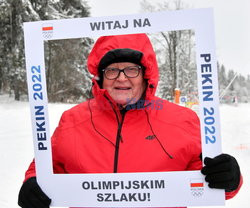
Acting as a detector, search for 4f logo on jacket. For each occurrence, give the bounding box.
[145,135,156,140]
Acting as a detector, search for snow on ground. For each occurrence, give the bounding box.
[0,94,249,208]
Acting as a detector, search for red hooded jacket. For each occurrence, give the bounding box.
[24,34,242,204]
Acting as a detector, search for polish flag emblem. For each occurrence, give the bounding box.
[42,24,53,39]
[190,179,204,197]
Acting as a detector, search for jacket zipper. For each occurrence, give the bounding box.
[103,95,125,173]
[113,111,126,173]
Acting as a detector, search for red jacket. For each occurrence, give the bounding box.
[25,34,241,202]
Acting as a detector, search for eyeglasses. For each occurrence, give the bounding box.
[102,65,142,80]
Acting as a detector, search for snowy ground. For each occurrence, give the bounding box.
[0,94,249,208]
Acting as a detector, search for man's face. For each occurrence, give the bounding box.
[102,62,146,106]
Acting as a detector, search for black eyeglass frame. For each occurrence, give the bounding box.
[101,65,142,80]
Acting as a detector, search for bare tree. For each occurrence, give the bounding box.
[140,0,196,101]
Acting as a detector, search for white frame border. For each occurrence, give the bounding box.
[24,8,224,207]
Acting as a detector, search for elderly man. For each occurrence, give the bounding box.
[18,33,242,208]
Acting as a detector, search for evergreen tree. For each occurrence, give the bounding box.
[45,37,94,103]
[218,63,227,91]
[0,0,92,102]
[0,1,12,94]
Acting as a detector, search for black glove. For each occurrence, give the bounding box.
[18,177,51,208]
[201,154,241,192]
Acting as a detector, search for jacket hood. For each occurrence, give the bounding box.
[87,33,159,101]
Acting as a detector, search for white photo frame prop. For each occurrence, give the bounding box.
[24,8,224,207]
